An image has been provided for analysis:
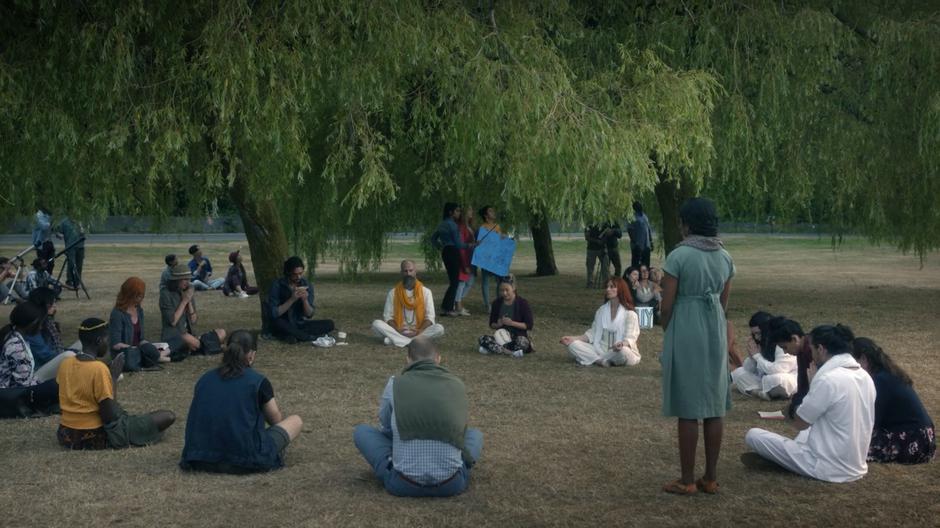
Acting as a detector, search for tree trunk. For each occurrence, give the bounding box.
[529,214,558,276]
[228,176,289,332]
[653,169,695,255]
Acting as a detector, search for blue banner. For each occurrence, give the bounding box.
[472,228,516,276]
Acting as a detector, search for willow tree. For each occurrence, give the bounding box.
[565,0,940,254]
[0,1,681,329]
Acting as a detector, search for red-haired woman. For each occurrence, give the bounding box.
[560,277,641,367]
[108,277,170,370]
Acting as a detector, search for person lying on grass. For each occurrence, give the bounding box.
[56,317,175,450]
[180,330,302,474]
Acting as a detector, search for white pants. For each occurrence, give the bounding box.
[33,350,76,383]
[731,358,796,398]
[371,320,445,348]
[745,428,818,480]
[567,340,640,367]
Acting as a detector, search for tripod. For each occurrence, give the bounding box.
[1,246,33,305]
[54,237,90,300]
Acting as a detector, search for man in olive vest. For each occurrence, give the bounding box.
[353,338,483,497]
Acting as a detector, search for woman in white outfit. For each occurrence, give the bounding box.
[731,312,797,399]
[561,277,640,367]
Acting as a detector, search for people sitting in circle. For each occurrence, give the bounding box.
[159,254,177,291]
[851,337,935,464]
[731,312,798,400]
[109,277,170,371]
[744,324,875,483]
[24,288,66,367]
[478,275,534,358]
[36,240,56,275]
[371,260,445,348]
[222,250,258,298]
[159,263,226,360]
[25,257,62,298]
[268,256,335,344]
[0,302,70,417]
[0,256,28,303]
[180,330,302,474]
[633,265,661,310]
[761,317,811,419]
[622,266,640,297]
[56,318,175,450]
[188,244,224,291]
[561,277,640,367]
[353,337,483,497]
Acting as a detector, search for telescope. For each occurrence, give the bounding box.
[1,246,34,304]
[51,236,86,262]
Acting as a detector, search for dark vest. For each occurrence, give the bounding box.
[180,367,281,471]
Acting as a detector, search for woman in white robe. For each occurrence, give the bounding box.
[561,277,640,367]
[731,311,797,399]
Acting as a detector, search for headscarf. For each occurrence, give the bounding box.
[678,197,723,251]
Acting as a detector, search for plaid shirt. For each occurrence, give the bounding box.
[379,377,463,485]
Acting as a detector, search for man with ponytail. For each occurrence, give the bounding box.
[371,260,445,348]
[56,318,175,450]
[743,324,876,482]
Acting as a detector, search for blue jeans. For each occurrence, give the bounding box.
[192,278,224,291]
[353,424,483,497]
[479,269,499,309]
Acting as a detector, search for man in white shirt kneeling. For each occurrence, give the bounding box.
[744,324,875,483]
[372,260,445,348]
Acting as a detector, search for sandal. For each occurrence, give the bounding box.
[695,478,719,494]
[662,480,697,495]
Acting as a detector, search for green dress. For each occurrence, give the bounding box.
[660,244,735,419]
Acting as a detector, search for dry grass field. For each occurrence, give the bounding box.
[1,235,938,527]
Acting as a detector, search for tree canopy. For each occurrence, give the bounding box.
[1,0,938,290]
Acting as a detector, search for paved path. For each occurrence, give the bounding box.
[0,233,249,246]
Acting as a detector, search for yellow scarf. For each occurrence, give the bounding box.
[394,280,425,330]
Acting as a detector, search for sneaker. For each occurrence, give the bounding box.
[238,291,249,298]
[383,337,392,346]
[312,336,336,348]
[478,346,489,355]
[511,349,524,359]
[459,308,471,316]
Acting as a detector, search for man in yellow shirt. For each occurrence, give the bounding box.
[56,318,175,450]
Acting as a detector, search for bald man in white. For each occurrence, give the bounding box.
[372,260,445,347]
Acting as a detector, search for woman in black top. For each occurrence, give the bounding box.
[852,337,935,464]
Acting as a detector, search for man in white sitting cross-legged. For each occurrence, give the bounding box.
[372,260,445,348]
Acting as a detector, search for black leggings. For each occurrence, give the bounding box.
[0,379,59,418]
[440,246,461,312]
[271,317,335,342]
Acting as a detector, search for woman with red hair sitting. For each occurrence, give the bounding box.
[108,277,170,370]
[560,276,641,367]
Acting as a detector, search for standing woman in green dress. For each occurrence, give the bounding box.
[660,198,735,495]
